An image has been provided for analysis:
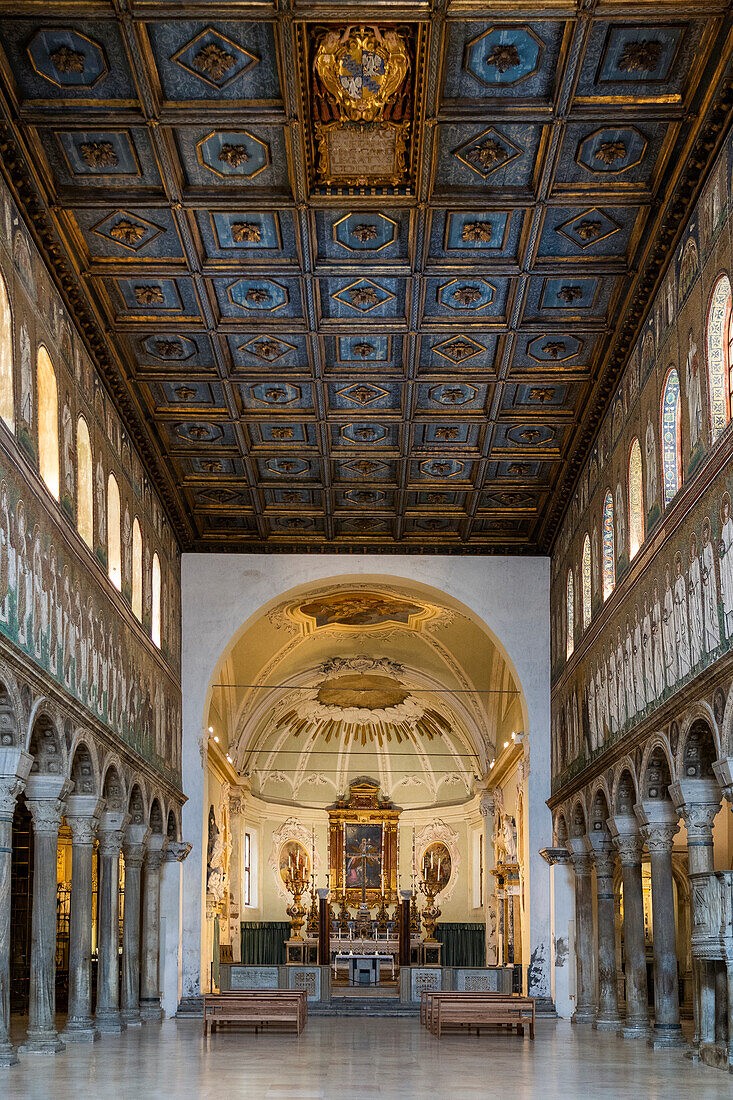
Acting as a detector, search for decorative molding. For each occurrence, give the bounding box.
[414,818,460,901]
[268,816,322,900]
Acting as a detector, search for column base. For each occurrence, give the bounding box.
[18,1030,65,1054]
[698,1042,730,1071]
[140,999,163,1021]
[61,1020,100,1042]
[647,1025,689,1050]
[593,1017,621,1031]
[95,1011,127,1034]
[121,1010,142,1026]
[0,1040,19,1066]
[572,1007,596,1025]
[621,1023,650,1040]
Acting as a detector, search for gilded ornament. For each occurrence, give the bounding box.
[508,462,529,475]
[439,387,468,404]
[245,287,270,305]
[250,339,285,361]
[530,387,555,403]
[422,518,445,530]
[464,139,506,172]
[350,517,378,532]
[519,428,542,443]
[441,342,475,363]
[135,286,165,306]
[351,224,379,243]
[485,43,521,74]
[617,40,663,73]
[542,341,566,359]
[351,490,379,503]
[350,459,380,475]
[50,46,86,74]
[451,285,482,307]
[348,385,379,404]
[430,462,454,476]
[79,141,118,168]
[187,425,210,440]
[231,222,262,244]
[314,25,409,125]
[206,489,233,503]
[576,219,602,241]
[155,339,184,358]
[349,286,379,309]
[200,460,223,472]
[272,427,294,440]
[174,386,197,401]
[557,285,583,304]
[595,141,627,165]
[352,426,378,440]
[352,342,375,358]
[276,460,299,473]
[280,517,306,529]
[426,492,449,504]
[192,43,237,81]
[282,491,302,503]
[461,221,493,243]
[265,387,288,402]
[434,427,459,440]
[110,220,147,246]
[218,143,249,167]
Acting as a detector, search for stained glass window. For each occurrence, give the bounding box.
[107,474,121,590]
[602,490,615,601]
[132,517,143,621]
[37,346,59,499]
[706,273,732,441]
[661,367,682,506]
[628,438,644,559]
[152,552,161,648]
[76,417,93,548]
[566,569,574,660]
[582,534,592,629]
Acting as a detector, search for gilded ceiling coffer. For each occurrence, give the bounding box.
[310,24,416,190]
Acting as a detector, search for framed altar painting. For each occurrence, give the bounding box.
[344,823,382,890]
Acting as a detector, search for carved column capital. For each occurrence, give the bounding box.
[67,814,99,846]
[613,833,644,866]
[591,848,616,877]
[679,802,720,839]
[145,838,168,872]
[123,842,148,869]
[25,778,71,836]
[0,774,26,817]
[479,791,495,818]
[570,848,593,877]
[640,821,679,853]
[98,828,126,857]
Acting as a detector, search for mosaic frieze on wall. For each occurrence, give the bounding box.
[550,123,733,787]
[0,176,181,677]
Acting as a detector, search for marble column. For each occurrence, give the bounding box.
[670,779,721,1057]
[61,795,103,1042]
[95,812,128,1034]
[611,829,649,1038]
[0,749,32,1067]
[160,841,191,1018]
[636,807,687,1049]
[140,834,167,1020]
[589,840,620,1031]
[569,839,596,1024]
[20,776,71,1054]
[479,790,498,966]
[121,825,150,1025]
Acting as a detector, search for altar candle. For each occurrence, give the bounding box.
[437,856,442,879]
[311,825,315,883]
[396,827,400,891]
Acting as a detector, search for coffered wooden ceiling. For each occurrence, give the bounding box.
[0,1,731,553]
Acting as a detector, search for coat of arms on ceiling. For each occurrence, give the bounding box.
[308,24,419,190]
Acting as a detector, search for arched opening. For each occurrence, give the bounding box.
[602,489,615,600]
[0,272,14,430]
[76,416,93,549]
[151,553,161,648]
[628,438,644,560]
[107,474,121,591]
[197,576,531,996]
[661,367,682,507]
[566,569,574,659]
[581,534,591,630]
[132,517,143,621]
[37,346,59,499]
[706,272,732,441]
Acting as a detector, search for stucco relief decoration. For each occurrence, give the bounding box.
[269,817,322,900]
[311,25,413,188]
[290,590,433,632]
[415,819,460,901]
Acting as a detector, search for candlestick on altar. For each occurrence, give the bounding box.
[396,826,400,893]
[412,826,416,878]
[311,825,315,885]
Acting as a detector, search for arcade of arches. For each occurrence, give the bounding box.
[2,3,733,1095]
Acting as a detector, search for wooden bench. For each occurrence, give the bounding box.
[429,995,535,1040]
[420,990,516,1028]
[203,990,307,1036]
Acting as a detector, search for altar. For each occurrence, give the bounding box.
[333,952,395,985]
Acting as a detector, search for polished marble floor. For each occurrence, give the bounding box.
[3,1015,728,1098]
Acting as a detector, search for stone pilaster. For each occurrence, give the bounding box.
[0,750,32,1066]
[610,827,649,1039]
[569,839,596,1024]
[121,824,150,1025]
[140,834,167,1020]
[636,805,688,1050]
[95,813,129,1034]
[589,840,620,1031]
[160,841,191,1018]
[479,790,497,966]
[20,776,71,1054]
[61,796,103,1042]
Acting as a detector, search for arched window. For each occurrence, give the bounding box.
[602,489,615,601]
[581,534,592,630]
[628,437,644,560]
[132,517,143,621]
[661,367,682,506]
[37,346,59,499]
[706,273,732,441]
[76,416,93,548]
[566,570,574,660]
[0,274,13,430]
[107,474,121,590]
[151,552,161,648]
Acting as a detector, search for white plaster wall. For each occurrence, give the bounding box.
[180,554,552,1004]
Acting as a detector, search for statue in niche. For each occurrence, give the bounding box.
[207,806,226,904]
[502,815,518,863]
